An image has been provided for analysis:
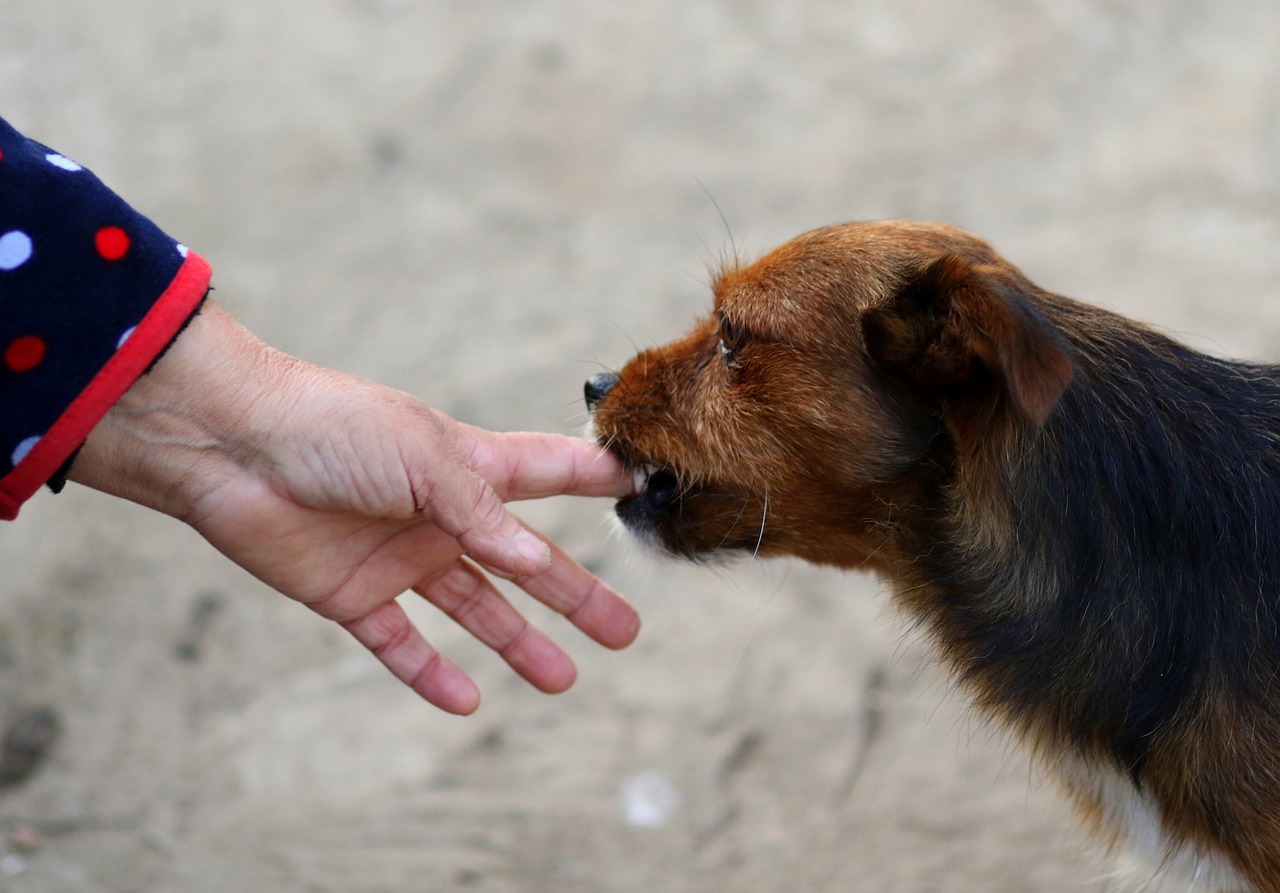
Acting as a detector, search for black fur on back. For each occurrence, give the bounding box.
[904,299,1280,780]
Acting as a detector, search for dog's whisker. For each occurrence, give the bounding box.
[751,485,769,561]
[713,492,754,553]
[726,567,787,682]
[691,173,741,271]
[605,323,643,363]
[576,355,622,374]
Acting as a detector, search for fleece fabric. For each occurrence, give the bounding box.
[0,116,211,519]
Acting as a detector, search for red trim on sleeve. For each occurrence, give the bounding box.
[0,251,212,519]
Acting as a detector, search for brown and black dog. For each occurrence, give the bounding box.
[585,220,1280,892]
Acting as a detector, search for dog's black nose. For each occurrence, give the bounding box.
[584,371,620,411]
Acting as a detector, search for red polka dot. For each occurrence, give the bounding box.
[5,336,46,373]
[95,226,130,261]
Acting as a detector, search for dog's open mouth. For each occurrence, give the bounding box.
[612,457,700,554]
[626,463,678,506]
[611,452,764,560]
[619,461,683,513]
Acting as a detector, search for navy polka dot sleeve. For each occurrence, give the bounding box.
[0,117,211,519]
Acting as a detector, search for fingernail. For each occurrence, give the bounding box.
[515,530,551,572]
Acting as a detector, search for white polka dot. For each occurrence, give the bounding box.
[176,243,189,258]
[116,326,136,349]
[45,153,82,172]
[11,435,39,467]
[0,231,33,271]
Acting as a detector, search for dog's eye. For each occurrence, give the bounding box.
[718,315,746,368]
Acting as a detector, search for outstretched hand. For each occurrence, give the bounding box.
[69,301,638,714]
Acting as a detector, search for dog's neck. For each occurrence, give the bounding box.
[887,300,1280,780]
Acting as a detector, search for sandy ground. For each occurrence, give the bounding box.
[2,2,1280,891]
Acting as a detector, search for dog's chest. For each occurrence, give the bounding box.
[1058,759,1247,892]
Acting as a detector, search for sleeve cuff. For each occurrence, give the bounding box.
[0,251,212,520]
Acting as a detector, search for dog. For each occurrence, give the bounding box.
[585,220,1280,892]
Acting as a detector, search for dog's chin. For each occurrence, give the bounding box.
[607,460,766,562]
[607,508,675,559]
[611,502,737,563]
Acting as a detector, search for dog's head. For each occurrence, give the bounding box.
[587,220,1074,569]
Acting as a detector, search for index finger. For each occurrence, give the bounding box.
[461,429,635,502]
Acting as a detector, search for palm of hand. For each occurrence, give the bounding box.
[186,383,638,715]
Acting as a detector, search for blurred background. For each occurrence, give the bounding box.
[1,2,1279,890]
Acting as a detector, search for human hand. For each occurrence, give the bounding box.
[68,301,639,714]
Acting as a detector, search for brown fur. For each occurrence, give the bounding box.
[587,220,1280,891]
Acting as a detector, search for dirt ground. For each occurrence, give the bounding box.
[2,2,1280,891]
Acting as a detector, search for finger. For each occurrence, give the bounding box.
[457,428,634,501]
[341,601,481,715]
[418,454,554,580]
[484,527,640,651]
[416,560,579,694]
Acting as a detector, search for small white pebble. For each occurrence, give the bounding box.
[621,770,681,828]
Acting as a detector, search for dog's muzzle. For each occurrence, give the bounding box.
[584,370,685,529]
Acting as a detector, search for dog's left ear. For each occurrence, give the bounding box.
[861,255,1074,424]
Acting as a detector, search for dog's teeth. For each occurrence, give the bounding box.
[630,464,662,494]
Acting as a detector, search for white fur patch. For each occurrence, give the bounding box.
[1057,758,1249,892]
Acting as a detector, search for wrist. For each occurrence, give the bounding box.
[67,300,283,519]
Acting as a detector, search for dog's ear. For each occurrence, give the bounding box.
[861,255,1074,424]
